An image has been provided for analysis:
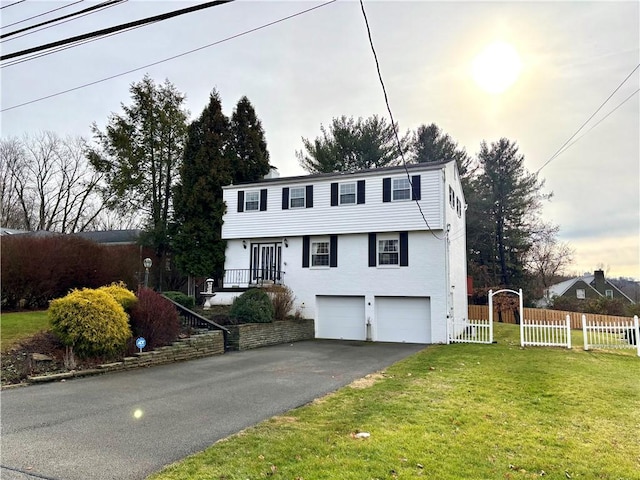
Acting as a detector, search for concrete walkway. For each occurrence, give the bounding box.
[1,340,425,480]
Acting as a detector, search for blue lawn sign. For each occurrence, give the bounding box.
[136,337,146,352]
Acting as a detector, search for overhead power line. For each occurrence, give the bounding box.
[358,0,442,240]
[1,0,338,112]
[1,0,233,61]
[2,0,125,40]
[0,0,26,10]
[2,0,127,45]
[536,63,640,173]
[2,0,84,29]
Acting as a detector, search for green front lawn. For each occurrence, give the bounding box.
[0,310,49,350]
[150,323,640,480]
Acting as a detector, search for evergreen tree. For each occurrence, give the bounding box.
[88,75,188,288]
[467,139,550,290]
[172,90,233,279]
[297,115,411,173]
[230,96,271,184]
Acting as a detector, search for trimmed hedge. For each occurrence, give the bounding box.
[99,282,137,311]
[49,288,132,358]
[163,291,195,309]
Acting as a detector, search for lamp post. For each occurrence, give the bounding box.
[143,258,152,287]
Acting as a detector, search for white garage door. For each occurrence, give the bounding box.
[376,297,430,344]
[316,296,366,341]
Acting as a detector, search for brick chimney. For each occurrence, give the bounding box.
[594,269,606,294]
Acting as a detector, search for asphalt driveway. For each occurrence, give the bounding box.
[1,340,425,480]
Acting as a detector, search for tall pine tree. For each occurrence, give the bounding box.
[230,96,271,183]
[172,90,233,279]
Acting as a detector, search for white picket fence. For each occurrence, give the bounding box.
[582,315,639,357]
[520,316,572,349]
[448,318,493,344]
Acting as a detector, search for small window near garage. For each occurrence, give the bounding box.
[392,178,411,201]
[290,187,305,208]
[340,182,356,205]
[311,241,330,267]
[576,289,586,299]
[245,191,259,211]
[378,237,399,265]
[605,289,614,299]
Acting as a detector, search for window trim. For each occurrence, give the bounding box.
[244,190,260,211]
[605,289,614,299]
[377,235,400,266]
[339,182,356,205]
[311,238,330,268]
[392,177,411,202]
[289,187,306,209]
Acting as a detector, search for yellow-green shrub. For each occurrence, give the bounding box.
[49,288,132,358]
[98,281,137,311]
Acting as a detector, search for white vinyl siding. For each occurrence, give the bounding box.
[222,168,443,239]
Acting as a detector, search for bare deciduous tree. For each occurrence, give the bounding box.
[0,132,106,233]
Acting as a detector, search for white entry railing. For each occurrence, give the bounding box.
[521,315,571,349]
[448,318,493,344]
[582,315,640,357]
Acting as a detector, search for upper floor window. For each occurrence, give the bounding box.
[245,191,259,211]
[331,180,365,206]
[282,185,313,209]
[290,187,306,208]
[340,183,356,205]
[449,186,455,208]
[382,175,420,203]
[576,289,586,299]
[392,178,411,201]
[237,189,267,212]
[456,197,462,217]
[605,289,614,299]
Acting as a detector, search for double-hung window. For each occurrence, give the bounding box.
[392,178,411,201]
[290,187,305,208]
[245,191,259,211]
[378,237,399,265]
[340,183,356,205]
[311,241,330,266]
[576,289,586,299]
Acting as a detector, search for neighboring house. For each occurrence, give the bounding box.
[74,229,142,246]
[218,160,468,344]
[538,269,636,307]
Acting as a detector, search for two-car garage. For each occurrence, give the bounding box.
[315,295,431,344]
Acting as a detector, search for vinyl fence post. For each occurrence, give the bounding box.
[582,314,588,351]
[519,289,524,347]
[489,315,494,343]
[566,315,571,349]
[634,316,639,357]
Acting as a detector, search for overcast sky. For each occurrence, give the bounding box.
[1,0,639,279]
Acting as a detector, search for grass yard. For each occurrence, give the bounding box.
[0,310,49,350]
[149,323,640,480]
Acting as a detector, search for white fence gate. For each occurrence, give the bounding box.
[521,315,571,349]
[448,318,493,344]
[582,315,640,357]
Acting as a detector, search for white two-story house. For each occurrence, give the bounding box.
[219,160,467,344]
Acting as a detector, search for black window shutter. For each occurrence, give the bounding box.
[368,233,377,267]
[382,178,391,202]
[357,180,365,204]
[306,185,313,208]
[329,235,338,268]
[259,189,267,211]
[237,191,244,212]
[282,188,289,210]
[302,236,310,268]
[411,175,421,200]
[400,231,409,266]
[330,183,338,206]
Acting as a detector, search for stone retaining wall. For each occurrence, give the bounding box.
[27,331,225,383]
[226,319,315,351]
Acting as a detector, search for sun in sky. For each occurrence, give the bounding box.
[471,42,523,94]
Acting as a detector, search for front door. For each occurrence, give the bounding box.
[250,242,282,284]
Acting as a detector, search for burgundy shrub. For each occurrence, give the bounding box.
[129,288,181,350]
